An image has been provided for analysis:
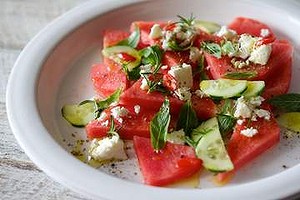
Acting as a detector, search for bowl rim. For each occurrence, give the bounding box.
[6,0,300,199]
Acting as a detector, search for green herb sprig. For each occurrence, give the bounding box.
[150,99,171,151]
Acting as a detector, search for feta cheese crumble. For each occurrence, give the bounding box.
[189,47,201,63]
[167,129,186,145]
[140,77,149,90]
[174,87,192,101]
[134,105,141,114]
[215,26,237,39]
[149,24,163,39]
[237,119,244,125]
[234,96,252,118]
[260,28,270,37]
[89,135,128,161]
[254,109,271,120]
[238,34,258,59]
[234,96,271,122]
[248,44,272,65]
[240,127,258,137]
[111,106,129,123]
[168,63,193,88]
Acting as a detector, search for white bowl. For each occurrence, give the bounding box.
[7,0,300,199]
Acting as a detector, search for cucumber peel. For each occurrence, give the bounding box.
[193,117,234,172]
[102,45,141,71]
[200,79,247,99]
[62,100,96,127]
[242,81,265,97]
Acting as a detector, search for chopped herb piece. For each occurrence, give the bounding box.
[150,99,171,151]
[140,45,163,74]
[201,42,222,58]
[268,93,300,112]
[223,71,257,79]
[117,25,140,48]
[176,100,199,136]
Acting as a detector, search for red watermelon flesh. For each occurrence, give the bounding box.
[206,40,293,81]
[133,136,202,186]
[120,79,184,115]
[90,64,129,98]
[216,116,280,183]
[228,17,276,40]
[103,29,130,48]
[86,105,178,140]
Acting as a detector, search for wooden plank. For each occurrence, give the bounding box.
[0,1,93,199]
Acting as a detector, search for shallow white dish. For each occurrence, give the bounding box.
[6,0,300,199]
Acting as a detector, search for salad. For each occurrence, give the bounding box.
[62,15,300,186]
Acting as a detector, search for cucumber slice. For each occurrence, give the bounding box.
[242,81,265,97]
[62,100,96,127]
[277,112,300,132]
[194,117,234,172]
[200,79,248,99]
[193,20,221,34]
[102,45,141,71]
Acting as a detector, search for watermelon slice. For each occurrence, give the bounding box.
[206,40,293,81]
[90,64,129,98]
[120,79,184,115]
[86,105,177,140]
[133,136,202,186]
[228,17,276,39]
[216,116,280,183]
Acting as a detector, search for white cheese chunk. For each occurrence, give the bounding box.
[260,29,270,37]
[237,119,244,125]
[189,47,201,63]
[168,63,193,88]
[238,34,258,59]
[234,96,252,118]
[149,24,163,39]
[134,105,141,114]
[174,87,192,101]
[140,77,149,90]
[111,106,129,123]
[167,129,186,145]
[240,127,258,137]
[248,44,272,65]
[254,109,271,120]
[215,26,237,39]
[89,135,128,161]
[249,96,264,107]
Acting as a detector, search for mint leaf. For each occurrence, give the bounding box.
[117,25,140,48]
[176,100,199,136]
[217,114,236,137]
[95,88,122,118]
[140,45,163,74]
[268,93,300,112]
[150,99,171,151]
[223,71,257,79]
[201,42,222,58]
[124,64,141,80]
[221,41,237,56]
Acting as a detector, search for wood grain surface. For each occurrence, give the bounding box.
[0,1,91,199]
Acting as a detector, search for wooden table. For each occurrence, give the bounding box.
[0,1,90,199]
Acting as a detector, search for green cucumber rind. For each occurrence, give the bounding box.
[194,117,234,172]
[61,101,96,127]
[242,81,265,97]
[200,79,248,99]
